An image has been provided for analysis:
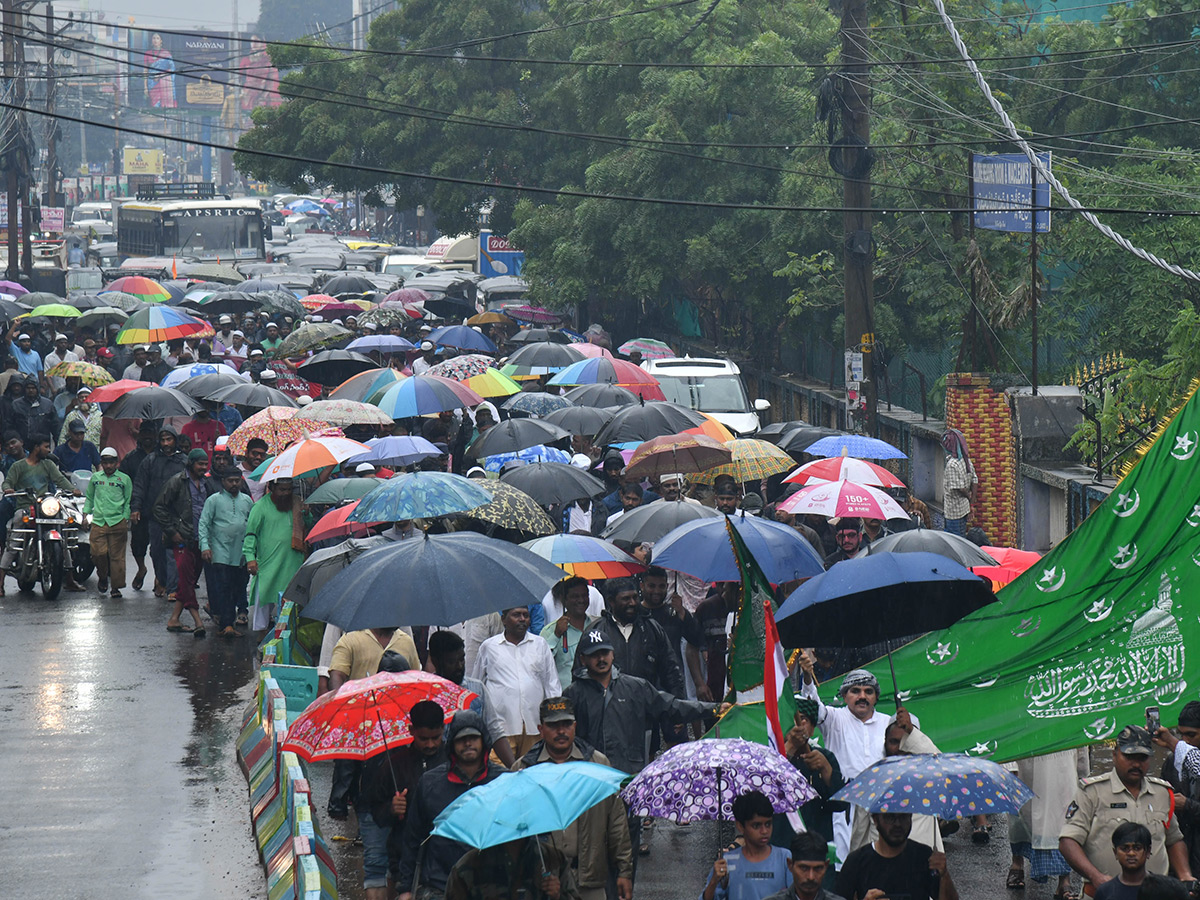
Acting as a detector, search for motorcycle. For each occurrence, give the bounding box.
[5,489,86,600]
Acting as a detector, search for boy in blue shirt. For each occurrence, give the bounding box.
[703,791,793,900]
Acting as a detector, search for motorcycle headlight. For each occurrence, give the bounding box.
[40,497,61,517]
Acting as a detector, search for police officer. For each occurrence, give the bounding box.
[1059,725,1194,892]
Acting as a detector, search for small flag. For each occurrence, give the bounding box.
[171,256,177,279]
[763,598,789,756]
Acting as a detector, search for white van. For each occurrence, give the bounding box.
[69,202,115,236]
[641,357,769,436]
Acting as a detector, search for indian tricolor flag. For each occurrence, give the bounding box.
[762,598,790,756]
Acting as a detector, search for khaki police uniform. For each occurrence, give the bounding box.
[1059,768,1183,882]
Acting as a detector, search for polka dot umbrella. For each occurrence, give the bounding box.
[831,753,1034,818]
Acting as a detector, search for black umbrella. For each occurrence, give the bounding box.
[542,405,617,436]
[0,298,30,321]
[65,293,108,311]
[505,342,585,370]
[208,381,299,409]
[237,278,284,293]
[601,499,722,544]
[296,350,379,386]
[323,273,378,296]
[499,461,606,507]
[862,530,996,567]
[187,291,263,317]
[302,531,568,630]
[508,328,570,345]
[177,370,248,400]
[467,418,572,458]
[105,385,201,419]
[562,383,640,408]
[593,401,707,446]
[766,424,845,457]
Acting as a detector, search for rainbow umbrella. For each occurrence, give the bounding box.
[547,357,665,401]
[520,534,646,579]
[115,306,208,344]
[617,338,675,360]
[106,276,172,303]
[261,434,370,483]
[330,368,406,403]
[372,375,483,419]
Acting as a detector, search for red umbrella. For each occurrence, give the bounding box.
[973,546,1042,589]
[281,671,477,762]
[784,456,906,488]
[777,478,910,520]
[89,379,150,403]
[305,501,380,543]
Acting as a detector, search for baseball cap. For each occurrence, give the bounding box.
[539,696,575,724]
[67,419,86,433]
[577,628,615,656]
[455,724,483,739]
[100,447,119,459]
[1116,724,1153,756]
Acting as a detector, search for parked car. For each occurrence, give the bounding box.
[641,356,769,436]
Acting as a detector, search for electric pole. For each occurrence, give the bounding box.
[16,4,29,276]
[44,3,57,210]
[840,0,876,434]
[3,0,17,281]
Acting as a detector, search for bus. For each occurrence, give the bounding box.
[117,187,266,263]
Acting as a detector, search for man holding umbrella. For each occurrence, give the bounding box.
[132,426,188,599]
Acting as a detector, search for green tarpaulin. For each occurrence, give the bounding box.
[818,383,1200,762]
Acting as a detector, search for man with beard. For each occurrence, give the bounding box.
[583,577,685,698]
[132,426,188,598]
[763,833,847,900]
[835,812,958,900]
[242,477,306,631]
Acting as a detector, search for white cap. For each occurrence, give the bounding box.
[100,447,119,459]
[54,333,68,341]
[214,435,229,449]
[232,330,244,337]
[354,462,376,474]
[16,333,30,340]
[364,322,378,331]
[219,315,233,324]
[296,394,313,406]
[249,348,264,357]
[570,453,592,470]
[312,315,324,322]
[76,386,91,396]
[259,369,278,381]
[332,318,344,326]
[420,340,434,351]
[466,466,487,478]
[419,325,433,334]
[660,472,687,484]
[266,322,278,329]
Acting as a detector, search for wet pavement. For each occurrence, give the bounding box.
[0,551,1093,900]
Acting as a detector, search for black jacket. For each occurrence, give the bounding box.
[12,395,57,444]
[398,710,506,894]
[580,609,686,697]
[361,742,448,830]
[563,667,714,774]
[132,445,187,514]
[152,471,217,543]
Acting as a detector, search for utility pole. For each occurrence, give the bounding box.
[15,1,29,277]
[840,0,876,435]
[3,0,17,280]
[44,3,56,210]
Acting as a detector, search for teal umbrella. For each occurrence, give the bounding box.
[431,762,626,848]
[303,477,383,506]
[348,471,490,522]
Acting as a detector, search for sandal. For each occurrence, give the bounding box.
[1006,868,1025,890]
[193,627,206,639]
[166,623,193,633]
[132,570,145,590]
[1053,890,1080,900]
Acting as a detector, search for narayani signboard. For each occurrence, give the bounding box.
[972,152,1052,234]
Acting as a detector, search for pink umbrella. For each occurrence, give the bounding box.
[383,288,432,305]
[0,280,28,296]
[569,342,613,359]
[777,479,910,520]
[784,456,906,488]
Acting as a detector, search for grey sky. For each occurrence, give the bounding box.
[84,0,263,32]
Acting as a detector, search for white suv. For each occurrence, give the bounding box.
[641,357,769,436]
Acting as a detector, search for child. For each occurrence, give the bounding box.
[1095,822,1152,900]
[702,791,792,900]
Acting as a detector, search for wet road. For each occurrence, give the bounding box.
[1,558,1087,900]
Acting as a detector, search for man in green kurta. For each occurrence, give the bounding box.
[242,477,306,631]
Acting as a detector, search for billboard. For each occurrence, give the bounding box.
[40,207,65,232]
[123,149,165,175]
[478,231,524,277]
[973,152,1052,234]
[126,29,282,113]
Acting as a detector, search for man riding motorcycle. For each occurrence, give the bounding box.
[0,432,81,595]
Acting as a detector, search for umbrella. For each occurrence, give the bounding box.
[520,534,645,579]
[295,398,393,427]
[693,439,796,484]
[303,531,569,629]
[383,288,432,306]
[94,290,144,312]
[777,479,910,520]
[296,350,378,385]
[23,303,80,319]
[621,739,818,824]
[563,383,640,408]
[483,444,572,473]
[0,297,29,320]
[432,762,625,847]
[461,481,556,536]
[273,321,352,358]
[464,368,522,398]
[593,402,708,446]
[315,301,371,317]
[237,278,283,293]
[360,305,423,329]
[65,293,108,311]
[975,546,1042,586]
[832,754,1034,818]
[499,461,605,507]
[0,279,28,295]
[785,456,906,488]
[428,324,497,354]
[209,381,299,410]
[228,406,315,455]
[104,385,201,419]
[105,275,171,303]
[804,434,908,460]
[177,370,250,400]
[331,368,406,403]
[542,406,616,437]
[685,415,737,444]
[180,262,244,284]
[323,273,378,296]
[617,338,675,360]
[75,306,129,330]
[468,419,572,458]
[259,290,308,319]
[349,471,491,522]
[261,434,370,482]
[44,360,114,387]
[653,514,825,584]
[503,392,574,417]
[626,433,732,478]
[428,354,498,382]
[23,291,66,306]
[501,342,585,378]
[300,293,339,310]
[190,291,263,317]
[347,335,416,355]
[306,501,378,542]
[547,358,663,396]
[87,379,148,403]
[863,531,997,567]
[285,532,402,607]
[304,477,384,506]
[568,342,613,359]
[115,306,207,344]
[159,362,239,390]
[508,328,571,345]
[373,375,483,419]
[282,671,477,762]
[505,306,562,324]
[466,310,514,326]
[348,435,441,468]
[601,499,722,544]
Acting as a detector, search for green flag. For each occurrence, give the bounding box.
[820,383,1200,761]
[709,518,798,744]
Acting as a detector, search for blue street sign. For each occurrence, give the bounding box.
[973,152,1052,234]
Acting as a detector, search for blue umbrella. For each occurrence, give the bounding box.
[372,375,482,419]
[348,471,491,523]
[348,436,442,467]
[483,444,571,473]
[303,530,569,629]
[432,762,626,847]
[503,391,574,417]
[831,753,1034,817]
[286,199,330,215]
[428,324,497,354]
[653,514,825,584]
[804,434,907,460]
[347,334,416,354]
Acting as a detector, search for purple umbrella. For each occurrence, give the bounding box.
[621,738,817,824]
[0,280,28,296]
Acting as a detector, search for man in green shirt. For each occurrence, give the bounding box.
[83,447,132,598]
[243,477,306,631]
[0,432,78,595]
[541,576,591,686]
[199,468,254,638]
